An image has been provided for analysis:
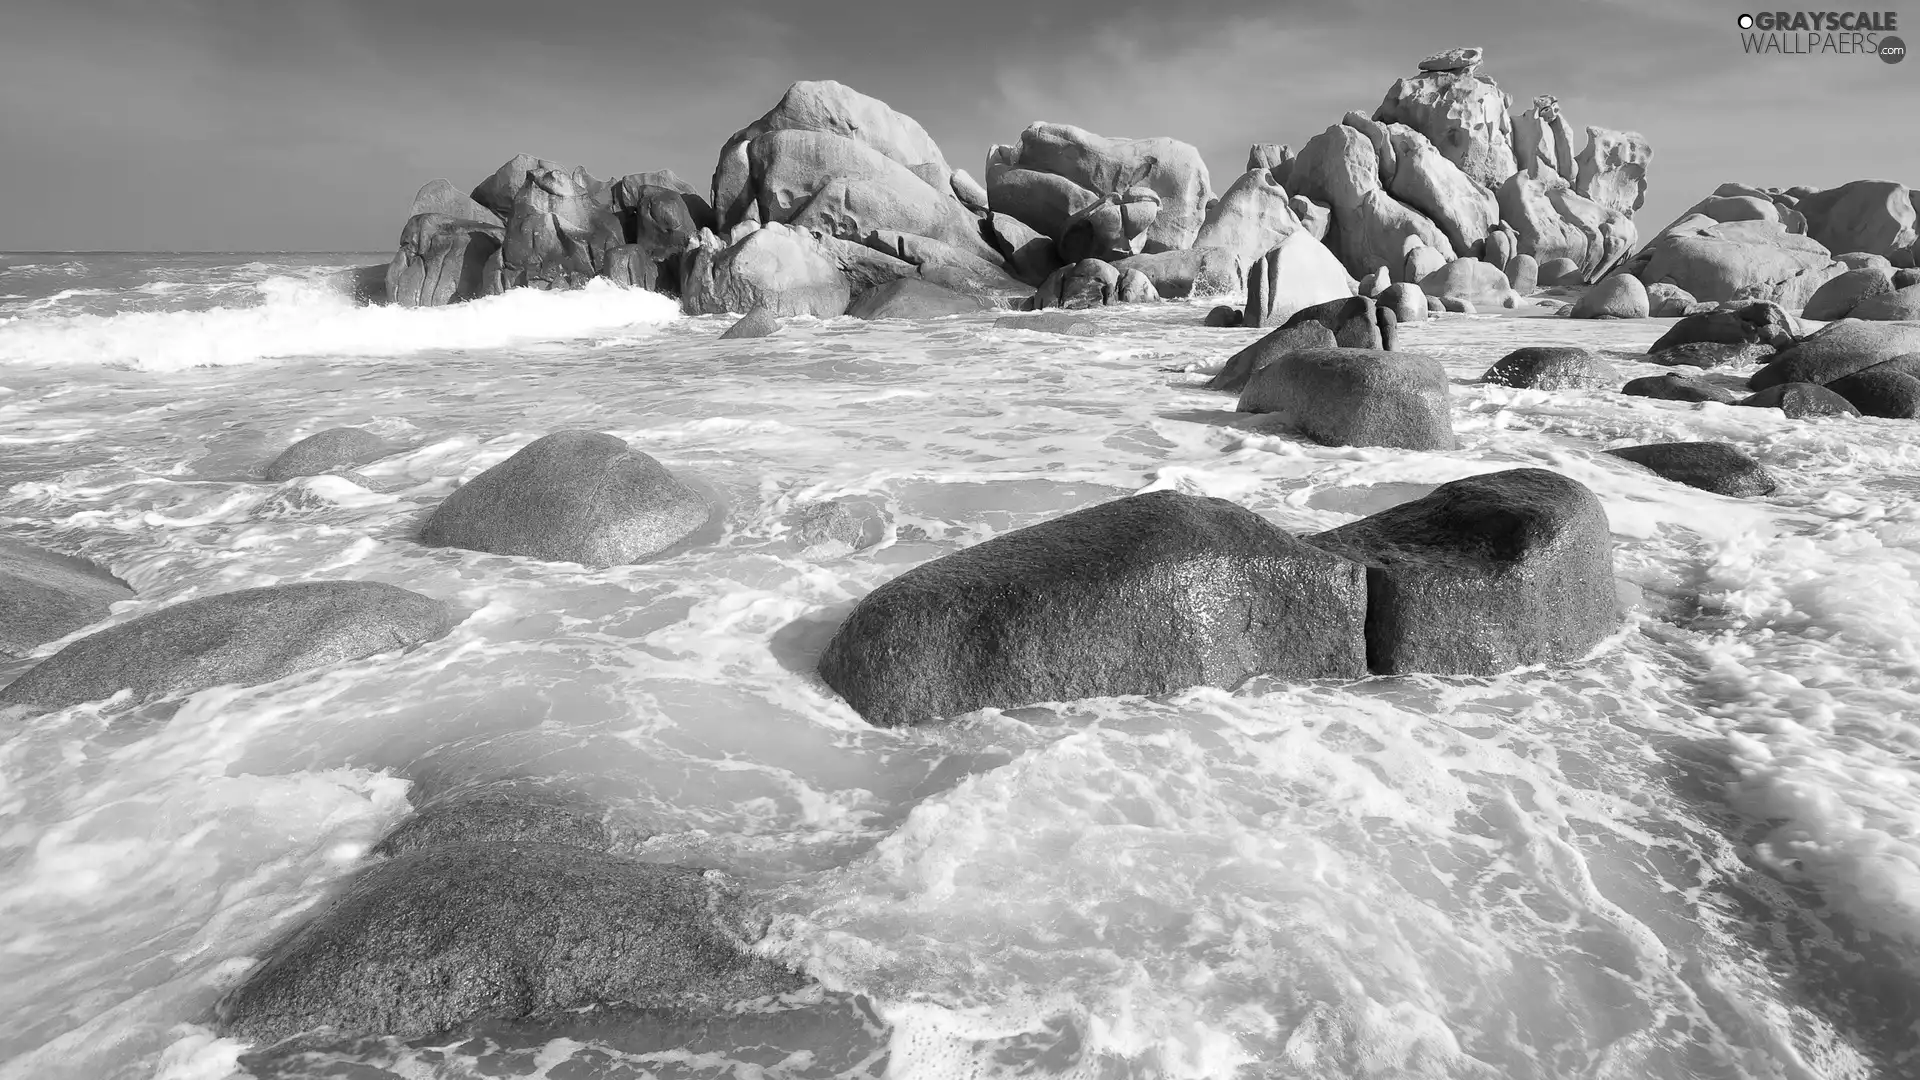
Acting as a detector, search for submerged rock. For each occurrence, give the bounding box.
[817,490,1369,726]
[419,431,708,568]
[1482,347,1618,390]
[0,581,456,712]
[1621,373,1738,404]
[0,539,134,659]
[1206,296,1380,393]
[1737,383,1862,418]
[1606,442,1778,497]
[263,428,389,482]
[1238,347,1455,451]
[720,307,780,340]
[1309,469,1617,675]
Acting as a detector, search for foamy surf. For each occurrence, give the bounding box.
[0,273,681,372]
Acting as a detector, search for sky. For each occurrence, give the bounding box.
[2,0,1915,252]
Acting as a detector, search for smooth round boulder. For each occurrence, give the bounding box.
[1308,469,1617,676]
[719,307,779,340]
[1535,257,1581,286]
[1238,348,1456,451]
[0,581,456,712]
[1646,341,1774,369]
[815,490,1369,727]
[1606,442,1778,497]
[1204,305,1244,327]
[1748,320,1920,390]
[213,844,805,1047]
[1825,369,1920,418]
[1506,253,1539,294]
[1801,266,1895,320]
[0,539,134,659]
[1644,282,1698,318]
[263,428,389,482]
[1483,346,1618,390]
[1377,282,1427,326]
[1621,373,1738,404]
[1570,275,1649,319]
[1206,297,1380,393]
[846,278,996,320]
[1848,284,1920,322]
[1738,383,1862,418]
[419,432,708,568]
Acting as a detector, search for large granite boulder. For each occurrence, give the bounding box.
[1496,172,1635,283]
[501,165,625,291]
[1748,319,1920,389]
[1804,265,1896,319]
[213,842,804,1046]
[1826,368,1920,418]
[1308,469,1617,675]
[1483,346,1619,389]
[410,180,502,225]
[471,154,564,220]
[419,431,709,567]
[816,491,1369,726]
[0,539,133,659]
[1849,284,1920,321]
[263,428,389,482]
[386,214,505,308]
[1570,274,1650,319]
[1372,61,1517,189]
[372,781,613,858]
[1385,125,1499,257]
[1572,127,1652,217]
[679,224,851,318]
[0,581,457,712]
[1606,443,1778,497]
[988,124,1213,252]
[1114,247,1247,299]
[1284,124,1455,279]
[1793,181,1918,263]
[1194,168,1302,261]
[1738,383,1862,418]
[748,129,998,264]
[1206,322,1340,395]
[1241,230,1354,327]
[1237,347,1456,451]
[614,170,716,234]
[1650,301,1797,352]
[712,80,954,232]
[1630,198,1838,306]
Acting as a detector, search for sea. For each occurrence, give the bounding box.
[1,251,1917,1080]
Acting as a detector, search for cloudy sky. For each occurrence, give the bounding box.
[4,0,1915,252]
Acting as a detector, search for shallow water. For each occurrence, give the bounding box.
[2,253,1918,1080]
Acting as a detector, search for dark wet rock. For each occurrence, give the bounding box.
[816,490,1368,727]
[1605,442,1778,497]
[420,432,707,568]
[720,307,779,340]
[1738,383,1862,418]
[500,165,626,291]
[330,263,390,305]
[1648,301,1796,353]
[263,428,389,482]
[1860,352,1920,381]
[0,539,134,659]
[470,154,564,220]
[1482,346,1618,389]
[1896,269,1920,290]
[1802,267,1895,320]
[1645,341,1774,369]
[846,278,996,320]
[786,500,886,556]
[212,843,805,1046]
[1748,320,1920,390]
[0,581,456,712]
[1204,305,1244,328]
[385,214,505,308]
[1308,469,1617,676]
[1826,369,1920,418]
[1237,348,1455,451]
[1621,373,1739,403]
[372,781,612,858]
[1205,322,1339,394]
[1032,258,1120,310]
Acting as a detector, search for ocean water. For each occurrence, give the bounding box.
[1,252,1918,1080]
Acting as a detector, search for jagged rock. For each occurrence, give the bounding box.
[212,844,804,1046]
[411,180,502,225]
[1385,125,1499,257]
[1793,180,1918,262]
[987,123,1213,252]
[419,431,709,568]
[1621,373,1740,403]
[1850,283,1920,321]
[1645,282,1698,317]
[0,582,457,712]
[982,212,1063,287]
[264,428,388,482]
[0,539,133,660]
[1057,187,1159,262]
[1308,469,1616,676]
[1826,368,1920,417]
[1195,168,1302,261]
[847,278,998,320]
[1417,46,1483,74]
[1374,64,1516,189]
[1483,346,1618,389]
[679,224,851,318]
[501,165,624,291]
[1240,231,1353,327]
[816,491,1369,726]
[713,80,954,230]
[1748,319,1920,389]
[386,214,505,308]
[1571,275,1649,319]
[1420,258,1516,307]
[1115,248,1247,299]
[1496,172,1635,283]
[1291,196,1332,242]
[1238,347,1455,451]
[750,130,996,263]
[1606,443,1778,496]
[720,307,779,339]
[1573,128,1652,217]
[1738,383,1861,417]
[471,154,564,220]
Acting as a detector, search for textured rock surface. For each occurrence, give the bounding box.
[0,539,134,659]
[1483,347,1619,390]
[1738,383,1862,418]
[263,428,389,482]
[1606,443,1778,497]
[1621,373,1739,403]
[1238,347,1456,451]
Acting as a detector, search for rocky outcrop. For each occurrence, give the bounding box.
[679,223,852,318]
[1573,127,1652,217]
[1793,180,1919,264]
[1748,319,1920,390]
[1827,368,1920,417]
[1240,230,1354,327]
[500,165,625,291]
[0,539,134,660]
[410,180,502,225]
[1804,266,1896,319]
[385,214,505,308]
[419,431,709,568]
[1237,347,1456,451]
[1373,56,1517,190]
[0,582,457,712]
[1030,258,1159,309]
[1194,168,1302,261]
[471,154,565,220]
[263,428,389,482]
[1850,284,1920,321]
[747,129,998,264]
[816,491,1369,726]
[1385,126,1499,257]
[986,123,1214,253]
[1570,274,1650,319]
[1496,172,1636,284]
[1626,186,1840,307]
[1420,257,1517,307]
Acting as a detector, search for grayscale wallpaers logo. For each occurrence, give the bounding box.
[1736,10,1906,60]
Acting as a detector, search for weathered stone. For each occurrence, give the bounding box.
[1738,382,1861,418]
[1621,373,1739,403]
[501,166,625,291]
[1793,180,1918,262]
[1378,282,1427,326]
[0,539,133,660]
[372,781,612,858]
[1650,301,1797,352]
[1849,284,1920,321]
[1194,168,1302,262]
[1420,258,1516,307]
[1205,305,1244,328]
[1644,282,1698,318]
[1748,320,1920,389]
[1483,346,1618,389]
[679,225,851,318]
[264,428,389,482]
[1826,368,1920,418]
[1374,66,1516,189]
[1032,258,1121,310]
[1239,230,1353,327]
[1206,322,1340,394]
[1800,266,1893,320]
[846,278,997,320]
[1606,443,1777,497]
[1535,256,1581,287]
[1237,347,1455,451]
[1573,127,1652,217]
[1571,275,1650,319]
[385,214,505,308]
[983,212,1062,287]
[1115,248,1248,300]
[720,307,779,340]
[410,180,502,225]
[989,123,1213,252]
[471,154,564,220]
[1646,341,1774,369]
